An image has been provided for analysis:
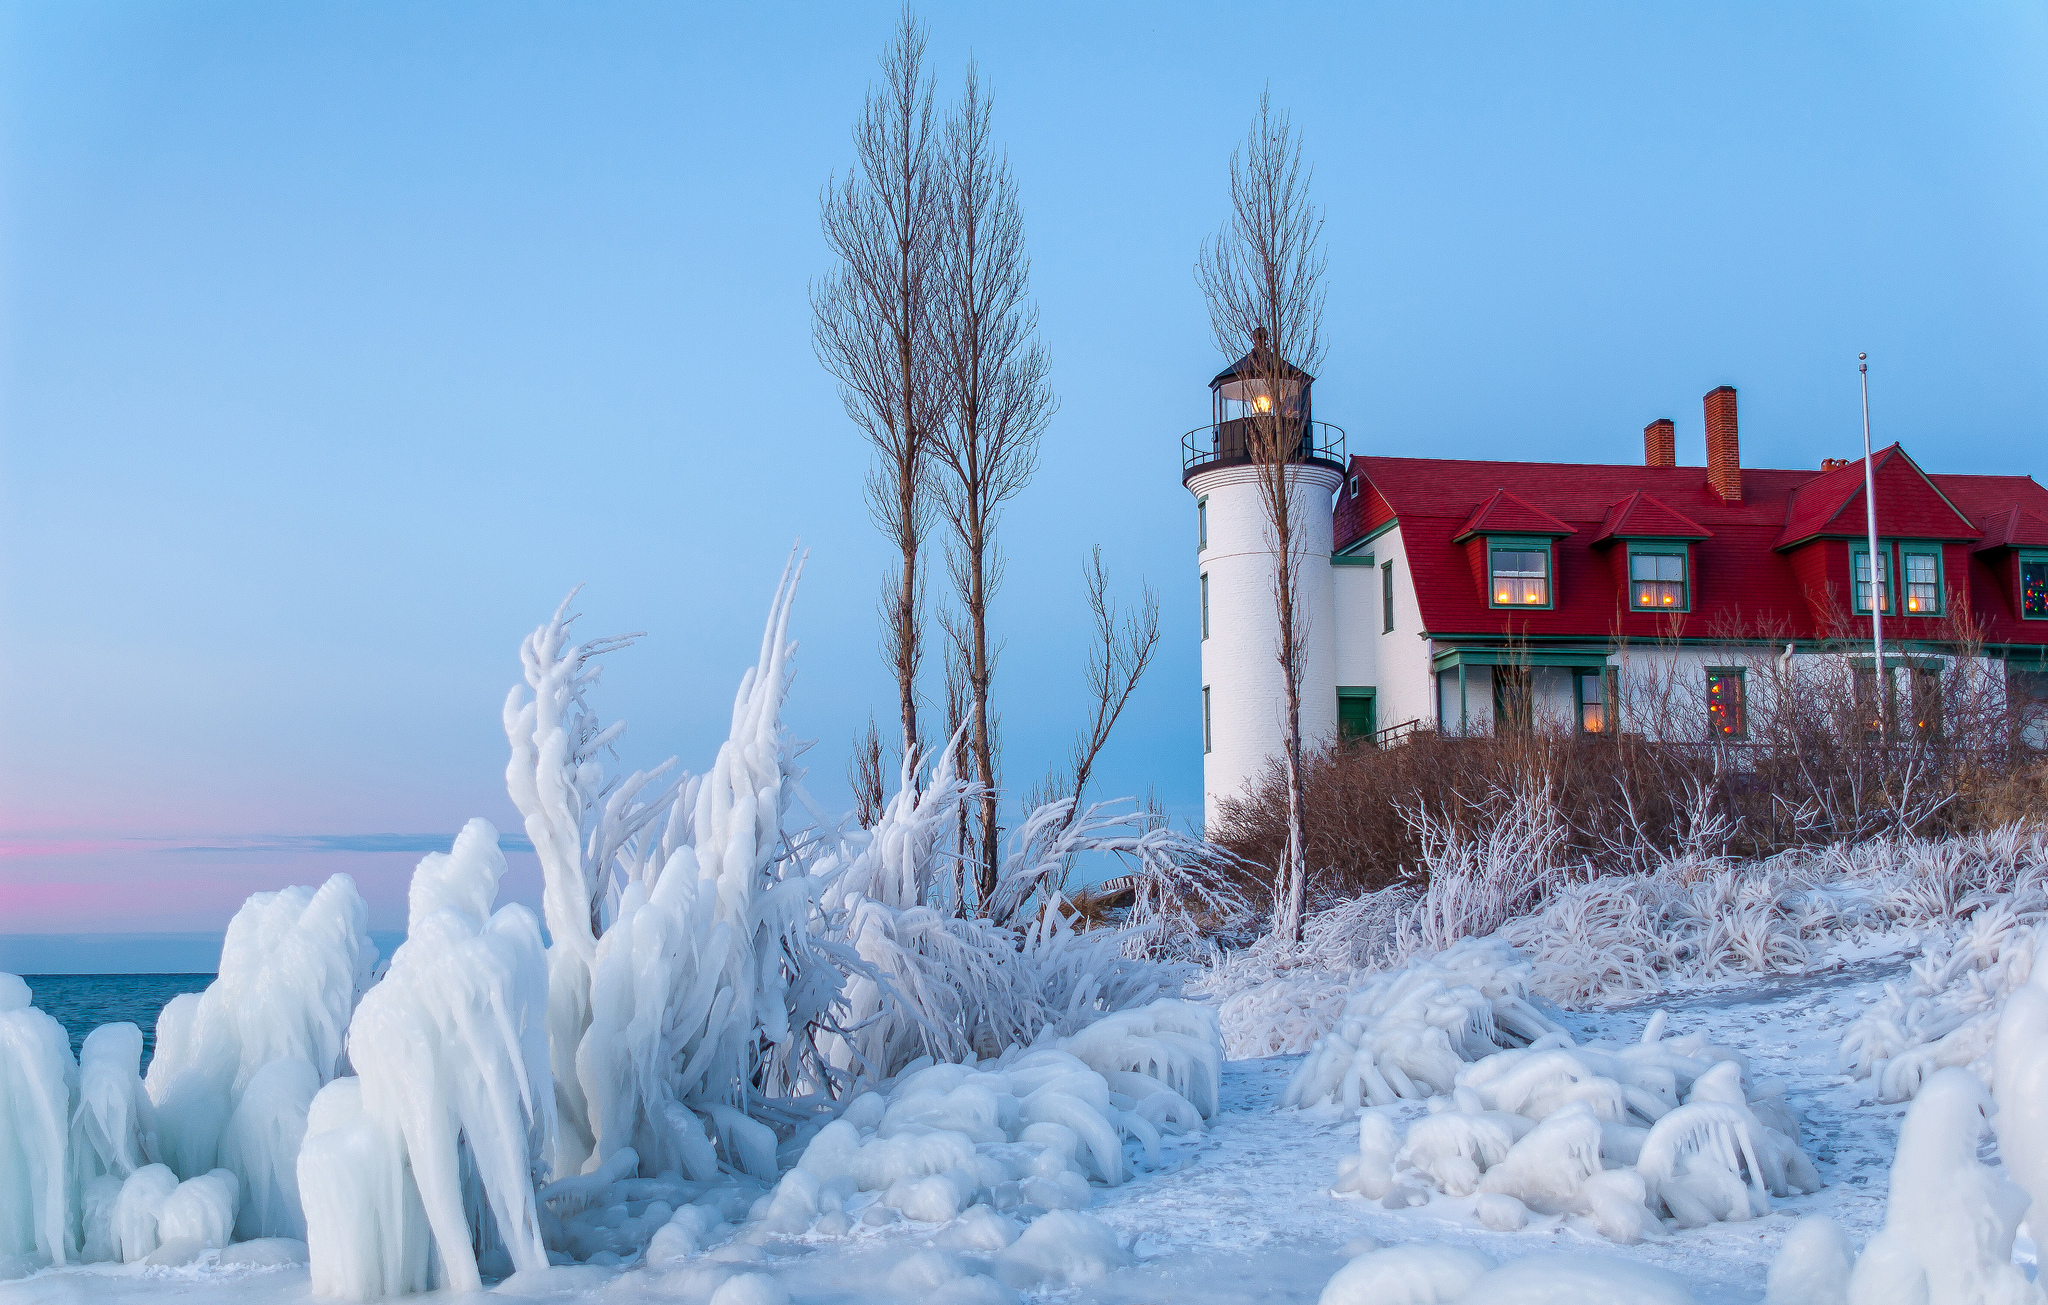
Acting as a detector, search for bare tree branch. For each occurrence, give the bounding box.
[813,6,946,760]
[932,61,1055,910]
[1195,88,1328,943]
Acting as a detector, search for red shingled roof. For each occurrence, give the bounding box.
[1591,492,1712,545]
[1971,503,2048,553]
[1342,449,2048,647]
[1774,445,1979,549]
[1451,490,1574,543]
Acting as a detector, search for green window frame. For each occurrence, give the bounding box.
[1382,560,1396,632]
[1487,537,1554,610]
[1706,666,1747,739]
[1201,687,1212,753]
[1851,543,1893,615]
[1574,669,1615,734]
[1199,573,1209,640]
[1626,545,1689,612]
[1900,545,1943,616]
[1337,687,1375,743]
[1197,497,1208,552]
[2020,550,2048,620]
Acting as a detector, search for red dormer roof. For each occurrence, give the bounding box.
[1591,492,1712,546]
[1773,444,1980,550]
[1450,490,1575,544]
[1970,503,2048,553]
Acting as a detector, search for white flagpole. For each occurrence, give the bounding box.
[1859,352,1885,737]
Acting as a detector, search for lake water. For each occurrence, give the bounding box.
[20,973,214,1068]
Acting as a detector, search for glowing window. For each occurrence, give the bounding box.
[1489,545,1551,607]
[1628,549,1687,610]
[1902,549,1941,614]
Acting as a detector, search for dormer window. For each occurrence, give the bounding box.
[1628,547,1688,610]
[1489,541,1552,608]
[1348,475,1360,499]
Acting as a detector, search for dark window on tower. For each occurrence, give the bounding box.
[1382,560,1395,633]
[1202,687,1212,754]
[1200,573,1209,640]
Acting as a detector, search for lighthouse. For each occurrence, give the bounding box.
[1182,333,1345,832]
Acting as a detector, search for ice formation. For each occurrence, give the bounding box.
[1317,1244,1696,1305]
[1,973,76,1268]
[1282,938,1565,1109]
[753,999,1215,1238]
[300,819,554,1299]
[1844,1066,2041,1305]
[144,873,375,1201]
[1766,1214,1855,1305]
[1844,908,2041,1102]
[1300,941,1818,1240]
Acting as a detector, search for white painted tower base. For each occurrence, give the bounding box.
[1188,461,1341,833]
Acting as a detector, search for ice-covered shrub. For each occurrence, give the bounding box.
[1317,1243,1696,1305]
[1301,947,1818,1242]
[1281,938,1564,1108]
[755,996,1216,1238]
[1843,1067,2039,1305]
[0,973,76,1269]
[143,873,375,1195]
[300,820,554,1298]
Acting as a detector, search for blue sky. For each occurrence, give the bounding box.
[2,2,2043,964]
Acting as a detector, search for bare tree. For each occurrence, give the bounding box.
[814,7,946,760]
[849,714,886,828]
[1197,90,1328,943]
[932,62,1055,907]
[1032,547,1162,828]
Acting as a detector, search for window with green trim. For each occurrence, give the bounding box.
[1852,545,1893,615]
[1197,497,1208,552]
[1382,560,1395,632]
[1199,573,1209,640]
[1706,667,1747,739]
[1202,687,1212,753]
[1901,546,1943,615]
[1488,540,1552,608]
[1628,547,1688,611]
[1576,671,1612,734]
[2022,551,2048,619]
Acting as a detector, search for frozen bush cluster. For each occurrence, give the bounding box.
[1205,824,2048,1059]
[1,872,374,1277]
[1293,939,1819,1242]
[0,559,1226,1292]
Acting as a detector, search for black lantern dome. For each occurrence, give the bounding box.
[1181,327,1342,481]
[1209,327,1314,429]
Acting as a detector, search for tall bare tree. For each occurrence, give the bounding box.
[932,63,1054,908]
[814,7,946,759]
[1197,90,1328,943]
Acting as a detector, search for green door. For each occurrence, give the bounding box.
[1337,690,1375,743]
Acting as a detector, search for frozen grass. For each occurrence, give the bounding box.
[1201,816,2048,1061]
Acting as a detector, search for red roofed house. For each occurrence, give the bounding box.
[1185,367,2048,829]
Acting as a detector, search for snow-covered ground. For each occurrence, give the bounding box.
[7,939,2006,1305]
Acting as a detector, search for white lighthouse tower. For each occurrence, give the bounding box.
[1184,334,1344,832]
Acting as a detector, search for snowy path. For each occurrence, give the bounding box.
[0,958,1931,1305]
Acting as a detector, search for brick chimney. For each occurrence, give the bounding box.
[1703,385,1741,502]
[1644,418,1676,468]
